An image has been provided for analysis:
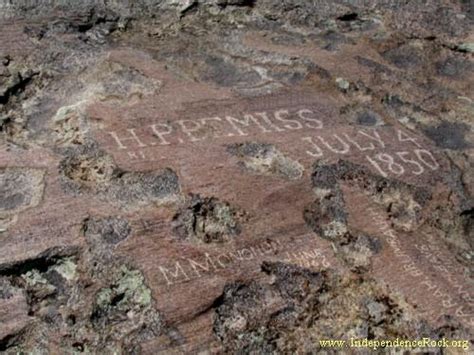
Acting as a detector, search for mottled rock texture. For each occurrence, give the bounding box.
[0,0,472,353]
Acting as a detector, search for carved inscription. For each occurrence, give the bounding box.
[367,207,474,328]
[158,239,282,286]
[157,236,333,286]
[99,104,440,180]
[106,108,323,150]
[91,98,470,332]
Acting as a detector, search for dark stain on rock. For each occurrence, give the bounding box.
[356,56,393,74]
[1,193,25,211]
[382,94,405,110]
[460,207,474,247]
[59,149,181,209]
[311,160,432,208]
[423,121,471,150]
[106,168,181,208]
[0,168,45,215]
[270,32,307,46]
[306,160,431,241]
[436,57,472,78]
[382,44,421,69]
[321,31,350,51]
[203,56,261,87]
[357,110,379,126]
[84,216,131,245]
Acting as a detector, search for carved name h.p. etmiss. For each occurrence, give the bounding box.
[101,103,440,180]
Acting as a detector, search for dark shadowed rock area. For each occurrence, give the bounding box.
[0,0,473,353]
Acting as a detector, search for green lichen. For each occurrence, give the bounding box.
[96,287,113,310]
[22,269,51,288]
[115,266,152,308]
[457,42,474,53]
[336,77,350,91]
[51,258,77,281]
[95,265,152,314]
[215,204,237,230]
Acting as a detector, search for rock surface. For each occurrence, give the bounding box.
[0,0,473,353]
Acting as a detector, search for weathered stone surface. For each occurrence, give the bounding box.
[0,0,472,353]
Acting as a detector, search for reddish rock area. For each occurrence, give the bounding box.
[0,1,473,353]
